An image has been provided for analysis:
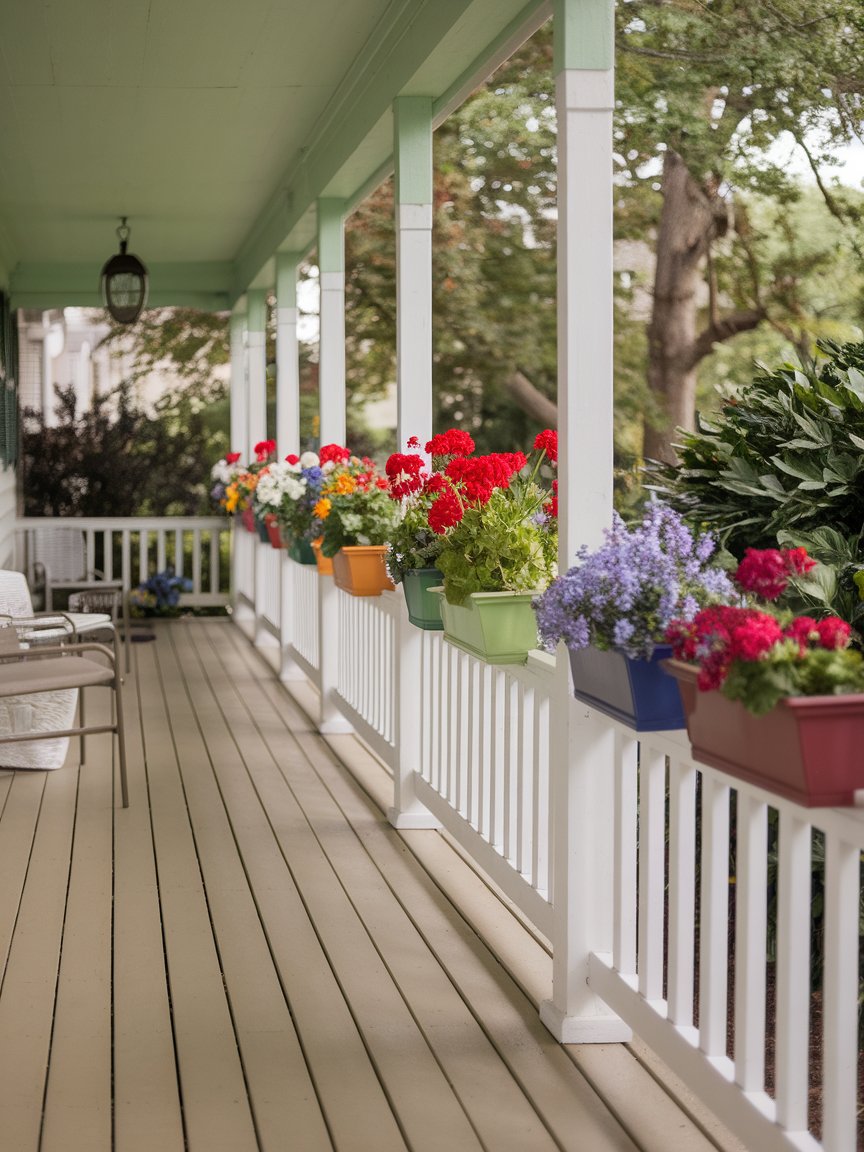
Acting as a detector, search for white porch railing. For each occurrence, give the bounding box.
[415,634,554,938]
[234,525,860,1152]
[16,516,231,607]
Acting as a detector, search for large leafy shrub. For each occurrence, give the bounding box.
[647,341,864,554]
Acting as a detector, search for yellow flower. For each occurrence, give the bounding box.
[314,497,332,519]
[331,473,356,496]
[225,485,240,513]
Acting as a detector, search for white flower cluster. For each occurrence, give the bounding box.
[211,458,241,484]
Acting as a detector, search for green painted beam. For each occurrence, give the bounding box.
[10,261,233,312]
[317,200,346,276]
[276,253,299,308]
[394,97,433,205]
[552,0,613,72]
[246,287,268,332]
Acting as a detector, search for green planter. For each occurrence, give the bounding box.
[287,537,316,565]
[402,568,444,630]
[434,588,540,664]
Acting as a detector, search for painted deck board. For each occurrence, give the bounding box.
[0,618,732,1152]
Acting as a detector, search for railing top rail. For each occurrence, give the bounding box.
[17,516,229,530]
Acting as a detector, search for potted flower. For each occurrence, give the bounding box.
[429,430,559,663]
[384,429,477,630]
[272,452,326,563]
[665,546,864,805]
[210,451,243,514]
[220,441,276,535]
[129,567,193,618]
[533,503,734,730]
[316,451,400,596]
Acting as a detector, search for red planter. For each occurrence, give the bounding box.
[240,506,256,533]
[265,513,283,548]
[667,660,864,807]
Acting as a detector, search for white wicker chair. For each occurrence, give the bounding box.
[0,571,78,769]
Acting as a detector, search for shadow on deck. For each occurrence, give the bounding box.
[0,618,743,1152]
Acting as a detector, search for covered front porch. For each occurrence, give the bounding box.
[0,618,732,1152]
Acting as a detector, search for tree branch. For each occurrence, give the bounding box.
[684,308,766,370]
[503,370,558,424]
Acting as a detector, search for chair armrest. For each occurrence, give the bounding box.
[0,640,116,664]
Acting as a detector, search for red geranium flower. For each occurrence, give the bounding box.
[425,429,475,458]
[254,439,276,462]
[385,452,425,499]
[534,429,558,464]
[319,443,351,466]
[285,453,300,465]
[225,451,242,465]
[815,617,851,650]
[407,435,420,449]
[428,491,464,534]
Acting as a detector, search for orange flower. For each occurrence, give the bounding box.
[329,473,357,496]
[313,497,332,519]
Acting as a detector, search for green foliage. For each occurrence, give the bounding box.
[436,481,556,606]
[647,340,864,554]
[319,485,400,557]
[722,639,864,715]
[385,496,444,586]
[22,382,215,516]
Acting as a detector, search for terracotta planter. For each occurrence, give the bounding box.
[287,536,316,565]
[310,537,333,576]
[240,506,256,533]
[666,659,864,807]
[435,588,540,664]
[332,545,395,597]
[265,514,284,548]
[568,643,685,732]
[402,568,444,630]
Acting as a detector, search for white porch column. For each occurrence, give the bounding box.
[540,0,630,1044]
[246,288,268,457]
[316,198,352,733]
[229,307,248,457]
[388,95,439,830]
[394,96,433,450]
[275,252,300,456]
[274,253,305,682]
[317,199,346,446]
[229,305,254,628]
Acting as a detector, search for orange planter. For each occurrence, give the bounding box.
[332,545,395,597]
[310,537,333,575]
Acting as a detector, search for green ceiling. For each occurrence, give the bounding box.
[0,0,548,310]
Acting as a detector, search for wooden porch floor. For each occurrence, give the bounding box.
[0,618,741,1152]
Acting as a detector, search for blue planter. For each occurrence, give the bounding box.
[567,643,685,732]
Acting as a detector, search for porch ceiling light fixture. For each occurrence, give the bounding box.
[100,217,148,324]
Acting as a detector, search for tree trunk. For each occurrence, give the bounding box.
[643,151,721,465]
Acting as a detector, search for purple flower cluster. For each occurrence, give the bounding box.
[533,503,734,659]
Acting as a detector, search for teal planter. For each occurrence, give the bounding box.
[435,588,540,664]
[402,568,444,630]
[287,537,316,565]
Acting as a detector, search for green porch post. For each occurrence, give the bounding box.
[541,0,631,1046]
[317,199,346,447]
[246,288,268,458]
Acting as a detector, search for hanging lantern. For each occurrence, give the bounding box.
[100,217,148,324]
